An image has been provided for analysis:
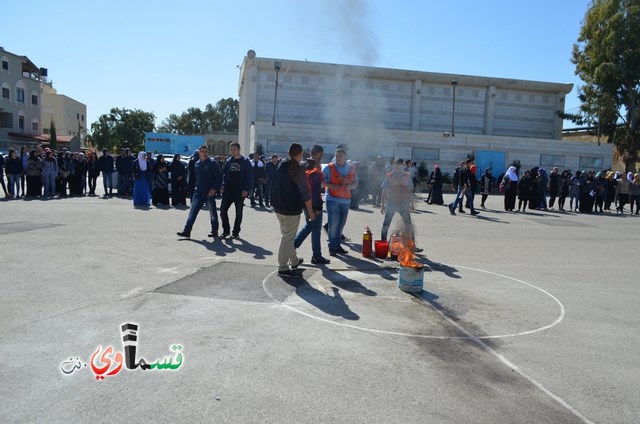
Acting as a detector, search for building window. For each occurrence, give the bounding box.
[412,147,440,161]
[82,114,84,122]
[540,154,565,167]
[44,128,50,134]
[16,88,25,103]
[32,94,38,105]
[77,113,80,119]
[1,60,8,71]
[19,115,25,131]
[579,157,604,169]
[32,122,39,132]
[1,87,9,99]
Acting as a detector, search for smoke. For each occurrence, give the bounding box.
[323,0,380,66]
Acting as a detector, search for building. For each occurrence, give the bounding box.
[0,47,44,149]
[238,50,613,176]
[0,46,87,151]
[145,132,238,157]
[40,83,87,142]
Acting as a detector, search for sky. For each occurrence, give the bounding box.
[1,0,592,129]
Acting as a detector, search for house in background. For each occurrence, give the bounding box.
[0,46,86,151]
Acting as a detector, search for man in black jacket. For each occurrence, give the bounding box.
[98,149,114,197]
[271,143,315,277]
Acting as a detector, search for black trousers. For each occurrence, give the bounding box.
[220,191,245,235]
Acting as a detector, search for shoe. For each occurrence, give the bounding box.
[259,203,264,207]
[471,211,480,215]
[323,223,329,234]
[208,232,218,238]
[311,256,331,265]
[414,247,424,253]
[458,209,466,213]
[278,269,302,278]
[481,204,486,209]
[232,232,240,239]
[291,257,304,269]
[176,231,191,238]
[449,204,456,215]
[335,247,348,254]
[329,250,338,257]
[221,231,230,238]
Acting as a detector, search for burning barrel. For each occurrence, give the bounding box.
[391,232,424,293]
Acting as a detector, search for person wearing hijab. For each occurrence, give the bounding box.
[604,171,616,212]
[569,170,583,212]
[132,152,151,207]
[151,155,170,205]
[502,166,519,212]
[528,166,540,210]
[594,171,608,213]
[41,148,58,199]
[479,168,492,209]
[517,170,531,213]
[580,170,596,213]
[630,173,640,215]
[548,167,560,209]
[170,154,187,206]
[427,165,444,205]
[558,170,570,211]
[25,150,42,197]
[537,168,549,210]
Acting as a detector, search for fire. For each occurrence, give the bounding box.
[391,235,422,268]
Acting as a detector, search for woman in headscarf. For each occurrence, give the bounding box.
[537,168,549,210]
[528,166,540,210]
[517,170,531,213]
[503,166,518,212]
[25,150,42,197]
[616,171,632,214]
[19,145,29,197]
[569,170,582,211]
[151,155,170,205]
[630,173,640,215]
[558,170,570,211]
[580,170,596,213]
[427,165,444,205]
[594,171,608,213]
[41,148,58,199]
[132,151,151,207]
[169,154,187,206]
[72,153,87,196]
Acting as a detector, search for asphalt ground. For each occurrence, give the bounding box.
[0,187,638,423]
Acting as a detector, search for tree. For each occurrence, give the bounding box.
[49,119,58,150]
[570,0,640,170]
[89,108,156,152]
[157,98,239,134]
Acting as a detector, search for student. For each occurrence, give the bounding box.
[220,142,253,238]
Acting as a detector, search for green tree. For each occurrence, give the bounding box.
[570,0,640,169]
[157,98,239,134]
[49,119,58,150]
[89,108,155,152]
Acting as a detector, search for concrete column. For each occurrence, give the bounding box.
[238,57,258,155]
[483,85,495,136]
[552,92,565,139]
[411,80,421,131]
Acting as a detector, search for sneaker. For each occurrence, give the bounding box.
[221,231,230,238]
[208,231,218,238]
[329,250,338,257]
[278,269,302,278]
[458,209,466,213]
[291,257,304,269]
[176,231,191,238]
[232,232,240,239]
[335,246,348,254]
[311,256,331,265]
[449,204,456,215]
[471,211,480,215]
[414,247,424,253]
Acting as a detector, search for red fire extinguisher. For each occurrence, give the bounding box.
[363,225,373,257]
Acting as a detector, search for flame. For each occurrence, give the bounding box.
[391,235,421,268]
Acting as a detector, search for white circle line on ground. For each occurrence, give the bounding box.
[262,264,565,340]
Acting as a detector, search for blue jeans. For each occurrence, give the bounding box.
[43,175,56,197]
[8,174,20,197]
[184,192,218,233]
[451,187,475,212]
[103,172,113,194]
[381,205,412,241]
[326,200,350,251]
[294,209,323,259]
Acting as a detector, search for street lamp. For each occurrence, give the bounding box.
[451,77,458,137]
[596,90,603,146]
[272,61,282,126]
